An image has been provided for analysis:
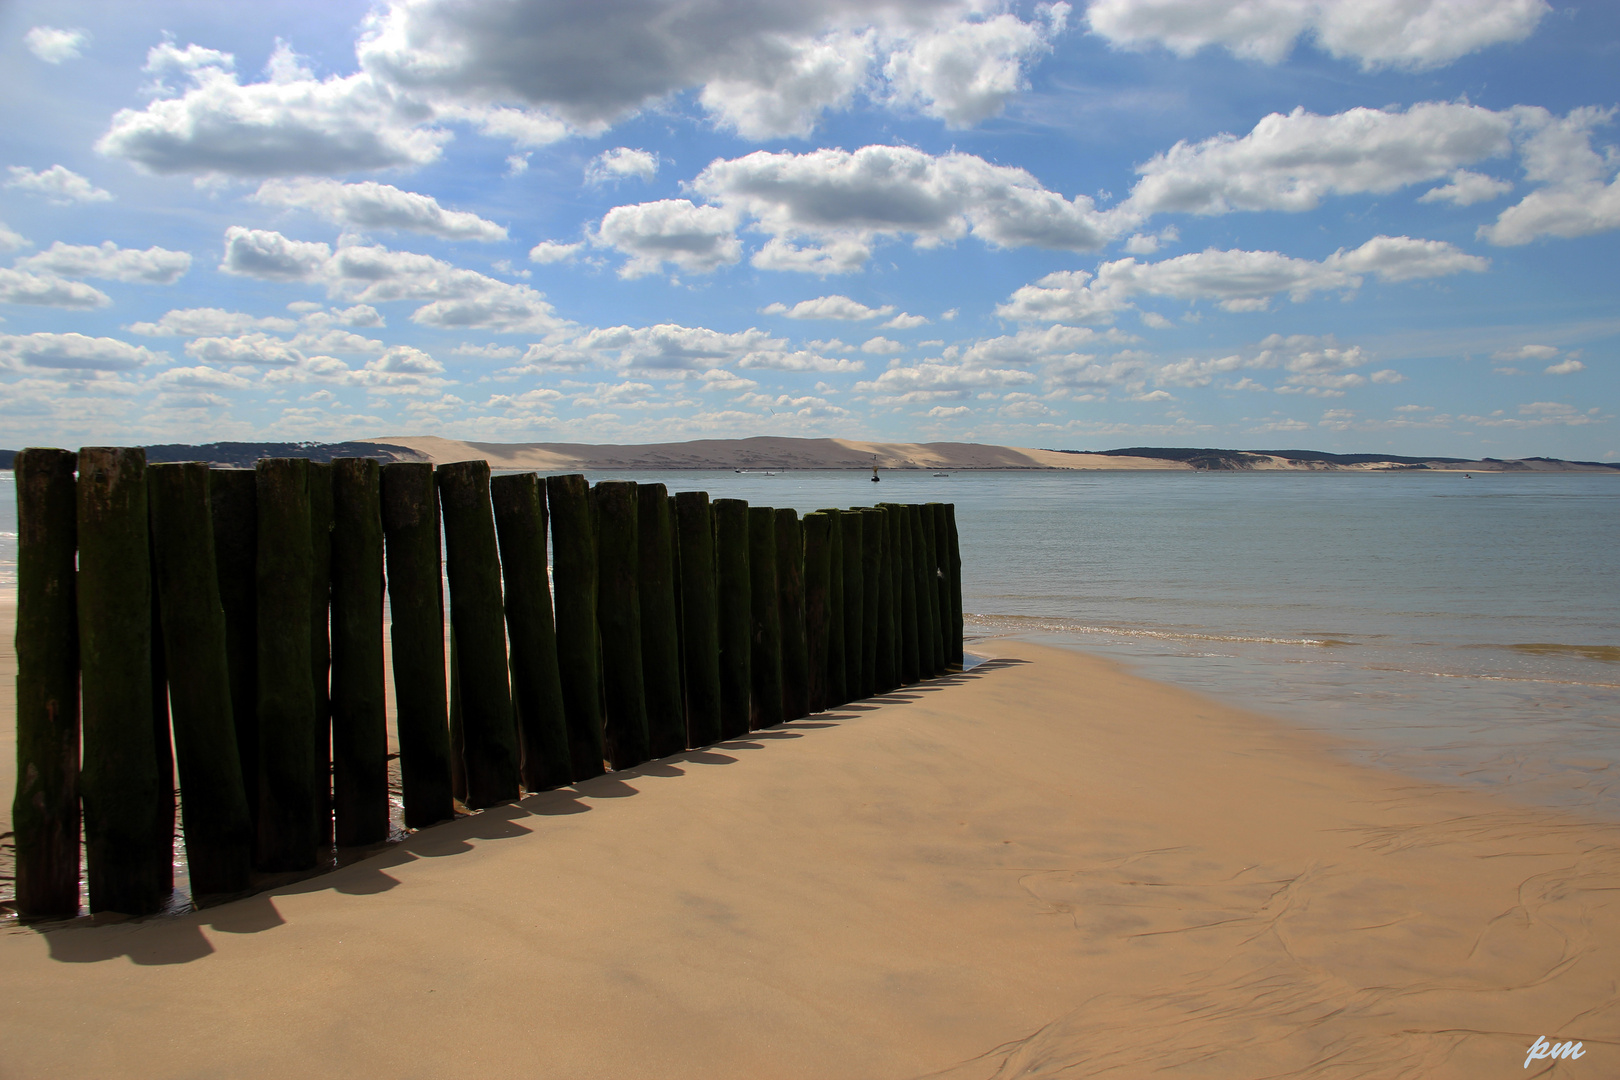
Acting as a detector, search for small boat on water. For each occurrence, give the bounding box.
[870,459,881,483]
[933,472,948,477]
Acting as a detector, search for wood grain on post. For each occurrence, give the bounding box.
[775,508,809,722]
[859,507,884,699]
[329,458,389,847]
[892,505,919,684]
[638,484,685,759]
[209,468,258,826]
[594,481,650,770]
[822,510,845,708]
[448,630,467,804]
[840,510,864,701]
[946,503,964,667]
[437,460,521,808]
[713,499,752,739]
[148,463,253,898]
[546,474,605,780]
[490,473,572,791]
[801,511,831,714]
[12,448,80,919]
[379,462,454,829]
[929,503,955,669]
[747,506,783,730]
[676,491,722,748]
[308,462,333,847]
[914,504,940,678]
[78,447,169,914]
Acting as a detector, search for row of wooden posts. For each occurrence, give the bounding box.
[10,447,964,920]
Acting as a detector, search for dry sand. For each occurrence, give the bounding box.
[2,641,1617,1078]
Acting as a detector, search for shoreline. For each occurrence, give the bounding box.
[3,639,1617,1076]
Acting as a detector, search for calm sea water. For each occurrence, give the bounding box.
[3,467,1617,819]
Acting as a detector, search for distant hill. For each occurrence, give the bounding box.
[0,442,428,470]
[1063,447,1620,472]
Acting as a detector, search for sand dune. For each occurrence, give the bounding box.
[3,640,1615,1078]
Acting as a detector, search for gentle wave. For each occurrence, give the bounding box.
[1505,642,1620,664]
[964,612,1346,648]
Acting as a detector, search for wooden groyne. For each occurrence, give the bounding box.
[9,450,963,919]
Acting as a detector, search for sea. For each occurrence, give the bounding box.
[2,466,1618,824]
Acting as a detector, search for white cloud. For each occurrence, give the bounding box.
[528,241,584,265]
[762,295,894,320]
[1492,344,1559,361]
[252,179,508,242]
[1544,358,1585,375]
[1085,0,1549,70]
[699,30,874,139]
[506,152,531,177]
[0,269,111,309]
[562,322,856,374]
[186,332,306,367]
[860,336,906,354]
[25,27,89,64]
[16,241,191,284]
[1370,369,1406,383]
[585,148,661,185]
[0,332,164,370]
[5,164,113,204]
[883,312,930,329]
[698,367,759,392]
[997,236,1487,323]
[1418,169,1513,206]
[1464,401,1605,427]
[0,223,26,253]
[1479,108,1620,245]
[855,359,1035,402]
[594,199,741,278]
[882,7,1068,128]
[220,227,333,280]
[750,237,872,275]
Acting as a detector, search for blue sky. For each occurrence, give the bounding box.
[0,0,1615,458]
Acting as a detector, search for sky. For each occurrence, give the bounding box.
[0,0,1616,458]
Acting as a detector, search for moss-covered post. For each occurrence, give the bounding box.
[329,458,389,847]
[12,448,80,919]
[946,503,963,668]
[775,508,809,721]
[747,506,783,729]
[638,484,685,759]
[209,468,258,826]
[714,499,752,739]
[490,473,571,792]
[823,511,846,708]
[307,461,333,846]
[254,458,318,873]
[436,460,521,808]
[675,492,722,747]
[148,463,253,898]
[546,474,605,780]
[592,481,649,769]
[859,507,883,699]
[380,463,454,829]
[801,511,831,714]
[839,510,864,701]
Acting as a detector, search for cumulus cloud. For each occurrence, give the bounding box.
[1085,0,1549,70]
[16,241,191,284]
[1492,344,1559,361]
[593,199,741,278]
[528,240,585,264]
[1418,169,1513,206]
[882,6,1069,127]
[996,236,1487,322]
[186,332,307,367]
[861,336,906,353]
[221,226,333,280]
[0,332,165,370]
[561,322,856,374]
[252,179,508,241]
[1464,401,1604,427]
[5,164,113,204]
[585,147,661,185]
[884,312,930,329]
[25,27,89,64]
[0,269,111,309]
[1544,358,1585,375]
[762,295,894,320]
[1480,107,1620,245]
[0,223,28,253]
[855,358,1035,402]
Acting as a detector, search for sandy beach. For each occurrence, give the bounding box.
[2,632,1616,1077]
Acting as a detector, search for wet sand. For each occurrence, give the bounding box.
[2,639,1617,1077]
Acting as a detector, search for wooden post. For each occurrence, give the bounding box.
[822,510,846,708]
[775,508,809,721]
[436,460,521,808]
[747,506,783,729]
[329,458,389,847]
[308,461,333,847]
[490,473,572,791]
[859,507,883,699]
[546,474,606,780]
[917,504,942,677]
[148,532,175,903]
[209,468,258,827]
[380,462,454,829]
[929,503,954,669]
[669,493,686,740]
[801,511,831,714]
[893,505,919,684]
[148,463,253,899]
[254,458,318,873]
[676,492,722,747]
[840,510,864,701]
[593,481,650,770]
[12,448,80,919]
[448,629,466,803]
[638,484,685,759]
[77,447,168,913]
[946,504,964,668]
[713,499,752,739]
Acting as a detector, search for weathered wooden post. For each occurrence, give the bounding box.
[380,463,454,829]
[593,481,650,769]
[12,448,80,919]
[946,503,964,668]
[148,463,253,898]
[823,510,846,708]
[714,499,752,739]
[638,484,685,759]
[802,511,831,713]
[210,468,258,824]
[676,491,722,747]
[916,503,940,677]
[840,510,864,701]
[308,461,333,846]
[149,544,174,898]
[77,448,168,913]
[747,506,783,729]
[329,458,389,847]
[859,507,883,698]
[490,473,572,791]
[437,460,521,808]
[546,474,606,779]
[893,505,919,684]
[255,457,319,872]
[775,508,810,721]
[929,503,955,669]
[447,630,467,803]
